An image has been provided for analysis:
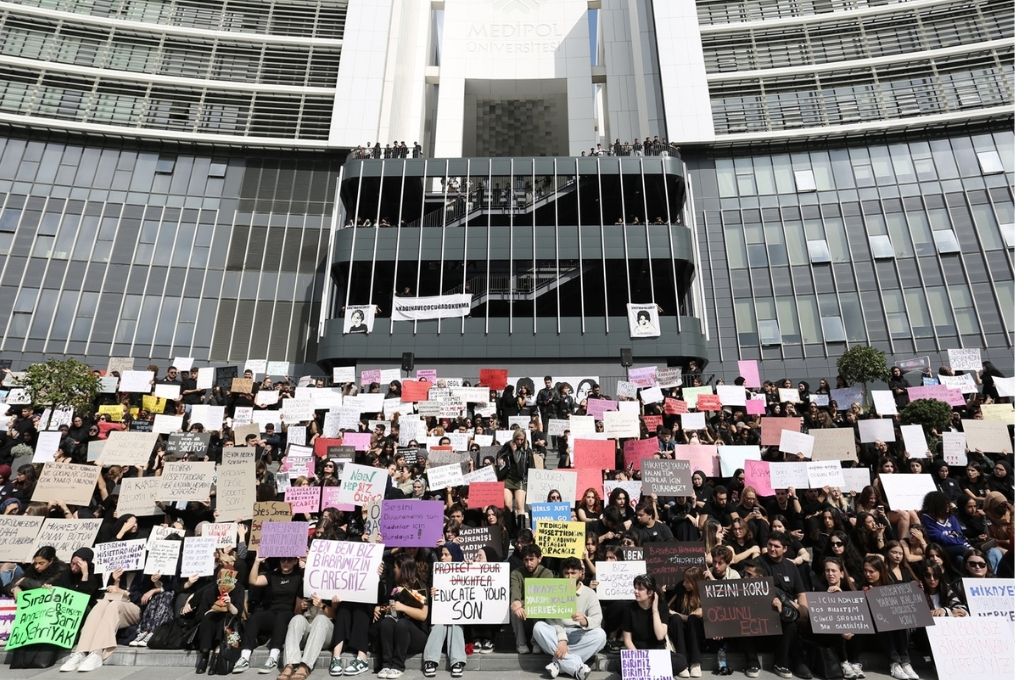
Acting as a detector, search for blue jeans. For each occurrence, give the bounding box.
[423,624,466,666]
[532,621,606,677]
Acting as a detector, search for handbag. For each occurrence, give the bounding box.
[146,617,201,650]
[207,615,242,675]
[775,588,800,623]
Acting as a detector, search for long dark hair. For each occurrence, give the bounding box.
[394,555,422,590]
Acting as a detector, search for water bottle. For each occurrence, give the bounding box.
[717,646,728,672]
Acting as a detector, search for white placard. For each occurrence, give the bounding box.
[333,366,356,384]
[147,525,186,549]
[196,367,214,390]
[569,415,596,436]
[639,386,664,404]
[189,405,225,432]
[900,425,930,458]
[144,539,182,575]
[778,388,800,403]
[857,418,896,443]
[938,373,978,394]
[769,462,809,489]
[680,413,706,430]
[463,465,498,483]
[92,539,147,573]
[345,393,386,414]
[596,560,648,600]
[879,473,937,511]
[961,578,1014,621]
[926,617,1013,680]
[266,361,291,376]
[337,463,388,505]
[603,481,642,508]
[947,348,982,372]
[806,460,844,489]
[154,384,181,400]
[778,430,815,457]
[280,398,314,424]
[941,431,968,466]
[427,463,465,490]
[872,390,898,416]
[715,385,747,406]
[431,561,510,624]
[717,445,760,476]
[153,414,184,435]
[119,370,154,393]
[473,434,494,447]
[172,357,194,372]
[603,411,640,439]
[181,536,218,577]
[304,540,385,602]
[841,467,872,494]
[526,469,578,505]
[32,431,63,463]
[991,376,1014,397]
[245,359,268,375]
[98,376,119,393]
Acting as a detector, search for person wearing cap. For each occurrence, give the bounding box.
[532,557,604,680]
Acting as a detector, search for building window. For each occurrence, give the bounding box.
[949,284,980,334]
[156,156,176,174]
[933,229,961,253]
[976,150,1004,174]
[807,239,831,263]
[758,320,782,346]
[209,161,228,177]
[998,223,1014,248]
[794,169,816,192]
[868,234,895,259]
[822,316,847,342]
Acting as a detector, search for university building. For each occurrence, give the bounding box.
[0,0,1014,380]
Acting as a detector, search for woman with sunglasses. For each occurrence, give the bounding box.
[817,531,863,587]
[961,547,993,582]
[861,555,917,680]
[918,559,967,618]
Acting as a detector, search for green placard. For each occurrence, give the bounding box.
[525,577,576,619]
[6,586,89,650]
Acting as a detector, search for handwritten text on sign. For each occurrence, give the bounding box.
[431,561,510,625]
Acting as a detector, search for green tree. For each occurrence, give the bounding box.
[899,398,952,435]
[836,345,890,399]
[18,358,100,413]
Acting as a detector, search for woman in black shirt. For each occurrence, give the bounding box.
[620,574,690,676]
[233,556,303,673]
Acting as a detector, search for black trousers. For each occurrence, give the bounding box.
[373,617,426,671]
[668,614,704,666]
[197,612,231,652]
[331,602,373,654]
[242,609,292,651]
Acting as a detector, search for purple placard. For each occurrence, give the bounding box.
[379,499,444,547]
[360,368,381,385]
[586,398,619,420]
[737,360,761,388]
[258,521,309,557]
[627,366,657,388]
[908,386,966,407]
[320,485,355,512]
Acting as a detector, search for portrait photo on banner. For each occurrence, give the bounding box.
[343,305,376,334]
[626,303,661,338]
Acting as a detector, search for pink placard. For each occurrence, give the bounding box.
[586,398,619,420]
[342,432,373,451]
[623,437,660,471]
[416,369,437,383]
[737,360,761,388]
[760,417,804,446]
[284,485,322,513]
[664,398,689,414]
[574,438,616,469]
[745,398,766,415]
[744,459,774,496]
[674,444,720,477]
[320,485,355,512]
[360,369,381,385]
[627,366,658,387]
[908,386,966,407]
[575,467,606,499]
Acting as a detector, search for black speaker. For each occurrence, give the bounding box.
[620,348,633,368]
[401,352,415,372]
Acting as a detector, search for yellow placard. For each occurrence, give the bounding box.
[97,404,125,422]
[141,395,166,413]
[534,520,585,558]
[981,403,1015,424]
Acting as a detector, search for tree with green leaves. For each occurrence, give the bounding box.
[18,358,100,413]
[899,398,952,435]
[836,345,890,403]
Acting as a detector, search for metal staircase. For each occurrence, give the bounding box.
[407,177,578,229]
[443,264,587,310]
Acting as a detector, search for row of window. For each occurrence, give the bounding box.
[11,0,347,39]
[0,14,342,87]
[0,67,333,139]
[696,0,911,25]
[701,0,1012,73]
[710,51,1013,134]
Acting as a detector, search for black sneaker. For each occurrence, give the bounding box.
[451,662,465,678]
[480,640,494,654]
[423,661,438,678]
[773,665,794,679]
[794,664,812,680]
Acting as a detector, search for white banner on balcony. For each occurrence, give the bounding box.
[343,305,377,334]
[627,303,661,338]
[392,294,472,321]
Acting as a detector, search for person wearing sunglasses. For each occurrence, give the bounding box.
[962,548,993,579]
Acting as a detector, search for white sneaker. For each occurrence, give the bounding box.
[575,665,591,680]
[60,653,86,672]
[77,652,103,673]
[690,664,703,678]
[141,631,154,647]
[385,671,402,680]
[840,661,856,679]
[376,669,391,679]
[545,662,559,679]
[258,657,278,674]
[890,663,909,680]
[852,663,865,679]
[901,663,919,680]
[128,632,146,647]
[677,669,690,678]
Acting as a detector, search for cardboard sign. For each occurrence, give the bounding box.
[805,591,874,634]
[526,469,577,505]
[159,461,216,501]
[284,486,322,514]
[92,539,147,574]
[380,499,444,547]
[5,587,89,650]
[596,560,648,600]
[865,581,934,632]
[760,418,803,446]
[249,501,295,550]
[947,348,982,371]
[806,460,844,489]
[534,520,585,558]
[32,518,102,561]
[99,431,159,467]
[858,418,896,443]
[623,437,659,471]
[525,578,576,618]
[0,516,45,563]
[926,617,1013,680]
[979,403,1014,424]
[699,578,781,638]
[603,411,640,439]
[337,463,387,505]
[179,536,217,577]
[32,462,98,507]
[111,476,161,518]
[258,521,309,558]
[427,463,465,491]
[459,525,505,558]
[878,474,937,511]
[231,377,253,394]
[304,540,385,602]
[644,541,705,586]
[143,539,182,575]
[961,420,1012,453]
[574,439,616,469]
[621,649,673,680]
[808,428,857,462]
[770,462,810,490]
[961,578,1014,621]
[431,561,510,625]
[217,447,257,522]
[641,458,693,496]
[900,425,930,458]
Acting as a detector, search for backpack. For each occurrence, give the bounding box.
[206,616,242,675]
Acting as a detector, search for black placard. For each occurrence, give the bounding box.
[641,459,693,496]
[805,591,875,634]
[129,420,153,432]
[166,432,212,460]
[327,445,356,462]
[865,582,934,632]
[459,525,504,559]
[699,577,782,638]
[398,446,421,466]
[645,541,705,586]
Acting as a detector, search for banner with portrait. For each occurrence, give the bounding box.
[343,305,376,334]
[626,303,661,338]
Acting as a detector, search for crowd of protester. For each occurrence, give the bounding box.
[0,355,1014,680]
[581,137,677,158]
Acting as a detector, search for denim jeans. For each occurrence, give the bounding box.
[423,624,466,666]
[532,621,606,677]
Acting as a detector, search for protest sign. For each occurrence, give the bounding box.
[526,469,577,505]
[195,367,215,390]
[144,539,182,575]
[320,486,355,512]
[779,430,815,457]
[534,520,585,558]
[97,404,125,422]
[865,581,934,632]
[333,366,356,384]
[926,617,1013,680]
[675,444,719,477]
[808,428,857,462]
[980,403,1014,424]
[806,460,844,489]
[745,459,774,496]
[152,414,183,434]
[119,370,154,393]
[98,376,119,393]
[644,541,704,585]
[603,411,640,439]
[760,418,804,447]
[33,518,102,561]
[604,481,641,508]
[231,377,253,394]
[380,499,444,548]
[961,420,1012,453]
[745,398,766,415]
[154,384,180,401]
[586,398,619,419]
[699,578,780,637]
[147,525,185,549]
[5,587,89,650]
[463,465,498,485]
[696,394,721,412]
[664,398,688,415]
[656,367,682,389]
[900,425,929,458]
[938,373,978,394]
[166,432,211,460]
[337,463,387,505]
[641,459,692,496]
[737,360,761,388]
[431,561,510,625]
[284,486,322,514]
[258,521,309,558]
[427,463,465,491]
[569,415,596,436]
[596,561,647,600]
[32,462,98,507]
[479,368,508,391]
[401,380,431,402]
[201,522,237,550]
[529,502,572,530]
[715,385,746,407]
[159,461,216,501]
[961,578,1014,621]
[621,649,673,680]
[181,536,217,577]
[805,591,874,634]
[639,386,663,404]
[879,474,937,511]
[525,578,576,618]
[98,431,159,467]
[841,467,872,494]
[623,437,659,471]
[0,516,44,563]
[682,386,713,404]
[304,540,384,602]
[770,462,809,489]
[459,525,505,557]
[872,390,898,416]
[717,445,760,477]
[217,446,257,522]
[907,385,965,407]
[992,376,1014,397]
[574,439,615,469]
[947,348,982,371]
[249,501,294,551]
[642,415,663,432]
[92,539,146,573]
[830,388,864,410]
[778,388,800,403]
[858,419,896,443]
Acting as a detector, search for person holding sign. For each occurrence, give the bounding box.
[371,556,429,679]
[531,557,605,680]
[860,556,916,680]
[422,543,468,678]
[497,430,533,527]
[811,558,865,680]
[510,544,554,654]
[232,556,304,674]
[615,574,691,677]
[58,567,141,673]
